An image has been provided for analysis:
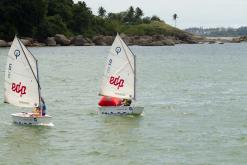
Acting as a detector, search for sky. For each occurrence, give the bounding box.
[74,0,247,29]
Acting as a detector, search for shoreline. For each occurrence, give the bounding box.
[0,34,246,47]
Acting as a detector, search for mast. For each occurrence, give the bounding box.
[36,60,41,108]
[134,53,136,100]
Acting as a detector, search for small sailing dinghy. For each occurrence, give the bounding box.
[98,34,144,115]
[4,36,52,126]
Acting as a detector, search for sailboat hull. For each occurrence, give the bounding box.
[11,112,53,126]
[98,106,144,115]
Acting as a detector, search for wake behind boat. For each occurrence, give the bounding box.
[4,36,53,126]
[98,34,144,115]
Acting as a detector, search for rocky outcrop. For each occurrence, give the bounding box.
[84,38,95,46]
[0,40,8,47]
[32,42,46,47]
[70,35,94,46]
[133,36,152,45]
[7,42,12,47]
[21,38,33,46]
[208,40,216,44]
[122,36,134,45]
[120,35,177,46]
[54,34,70,46]
[92,35,114,45]
[45,37,56,46]
[231,38,241,43]
[232,36,247,43]
[177,35,198,44]
[70,35,85,46]
[3,33,246,47]
[239,36,247,42]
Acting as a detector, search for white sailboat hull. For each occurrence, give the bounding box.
[11,112,53,126]
[98,106,144,115]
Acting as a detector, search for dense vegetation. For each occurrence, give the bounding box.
[0,0,186,41]
[185,27,247,37]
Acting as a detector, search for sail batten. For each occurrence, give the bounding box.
[99,34,136,100]
[4,37,40,108]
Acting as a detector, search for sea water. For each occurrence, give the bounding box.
[0,43,247,164]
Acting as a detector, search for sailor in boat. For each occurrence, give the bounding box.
[41,97,46,116]
[122,99,132,106]
[32,107,41,117]
[32,97,46,117]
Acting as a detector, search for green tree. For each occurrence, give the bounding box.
[0,0,183,41]
[124,6,135,23]
[135,7,143,19]
[142,16,151,24]
[47,0,73,27]
[107,12,126,22]
[0,0,47,40]
[35,15,70,40]
[98,6,106,17]
[70,1,93,35]
[133,7,144,24]
[151,15,161,21]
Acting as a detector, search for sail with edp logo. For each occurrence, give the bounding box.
[4,36,53,126]
[98,33,144,115]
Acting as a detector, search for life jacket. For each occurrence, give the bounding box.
[98,96,122,106]
[32,108,41,117]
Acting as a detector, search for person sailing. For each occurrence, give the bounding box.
[40,97,46,116]
[32,97,46,117]
[32,107,41,116]
[122,99,132,106]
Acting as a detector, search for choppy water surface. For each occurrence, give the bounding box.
[0,43,247,164]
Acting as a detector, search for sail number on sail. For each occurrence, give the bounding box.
[8,64,12,78]
[109,76,124,89]
[12,82,26,97]
[106,59,112,73]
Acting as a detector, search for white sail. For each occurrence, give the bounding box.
[99,34,135,100]
[4,36,40,108]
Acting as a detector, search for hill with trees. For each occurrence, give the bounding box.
[0,0,195,46]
